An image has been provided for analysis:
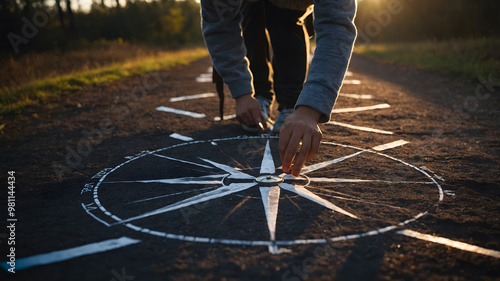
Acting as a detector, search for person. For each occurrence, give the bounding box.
[239,0,310,134]
[201,0,357,176]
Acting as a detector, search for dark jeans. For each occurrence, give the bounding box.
[240,0,309,111]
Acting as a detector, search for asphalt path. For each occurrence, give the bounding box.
[0,54,499,281]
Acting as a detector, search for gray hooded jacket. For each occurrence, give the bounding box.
[201,0,357,122]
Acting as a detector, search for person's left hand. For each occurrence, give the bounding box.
[278,106,323,176]
[235,94,262,127]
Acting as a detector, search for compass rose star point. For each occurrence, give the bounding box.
[86,136,441,253]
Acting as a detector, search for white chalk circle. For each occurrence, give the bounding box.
[82,136,443,253]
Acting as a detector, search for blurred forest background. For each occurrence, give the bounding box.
[355,0,499,42]
[0,0,203,54]
[1,0,499,55]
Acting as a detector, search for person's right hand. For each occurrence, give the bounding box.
[235,94,263,127]
[279,106,323,176]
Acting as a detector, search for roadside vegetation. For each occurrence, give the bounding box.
[1,0,206,117]
[354,38,499,79]
[0,46,208,115]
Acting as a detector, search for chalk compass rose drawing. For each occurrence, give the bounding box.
[81,135,443,254]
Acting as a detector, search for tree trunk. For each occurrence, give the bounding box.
[55,0,65,29]
[65,0,75,31]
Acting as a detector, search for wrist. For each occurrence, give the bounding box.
[236,93,254,103]
[295,106,322,123]
[236,93,253,99]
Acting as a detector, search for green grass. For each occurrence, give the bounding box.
[0,47,208,115]
[354,38,500,80]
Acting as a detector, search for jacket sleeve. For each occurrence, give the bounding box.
[200,0,254,99]
[295,0,357,123]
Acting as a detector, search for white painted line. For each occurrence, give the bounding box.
[128,187,214,204]
[327,121,393,135]
[169,133,194,142]
[152,154,213,169]
[331,225,399,242]
[278,213,429,246]
[308,178,434,184]
[156,106,206,118]
[200,158,255,180]
[106,174,226,185]
[260,186,280,241]
[300,139,409,175]
[420,166,445,181]
[312,191,406,210]
[377,152,444,202]
[280,183,359,219]
[214,114,237,121]
[340,93,373,99]
[81,203,112,227]
[372,140,409,151]
[117,183,257,225]
[345,71,353,76]
[207,67,213,73]
[301,151,364,174]
[331,103,390,113]
[170,93,216,102]
[260,140,276,174]
[343,79,361,85]
[444,190,456,197]
[1,237,141,271]
[398,229,500,259]
[260,186,281,254]
[135,217,433,247]
[199,73,212,78]
[195,77,212,83]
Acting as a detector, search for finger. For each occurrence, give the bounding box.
[291,135,311,176]
[249,106,262,127]
[278,124,293,172]
[282,131,302,174]
[306,128,322,161]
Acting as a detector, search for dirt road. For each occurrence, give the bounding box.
[0,54,499,281]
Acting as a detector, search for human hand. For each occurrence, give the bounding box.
[278,106,323,176]
[235,94,263,127]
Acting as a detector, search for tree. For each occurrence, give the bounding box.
[66,0,75,31]
[55,0,65,29]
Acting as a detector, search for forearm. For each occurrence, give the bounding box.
[295,0,357,123]
[201,0,254,99]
